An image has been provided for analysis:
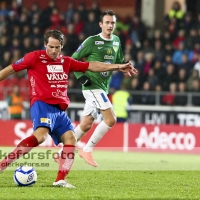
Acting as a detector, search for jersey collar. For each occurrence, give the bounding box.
[44,51,61,61]
[99,33,113,41]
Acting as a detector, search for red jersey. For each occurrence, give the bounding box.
[12,50,89,110]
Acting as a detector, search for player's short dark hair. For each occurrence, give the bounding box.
[100,10,116,22]
[44,30,64,46]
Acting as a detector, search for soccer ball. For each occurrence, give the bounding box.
[13,165,37,186]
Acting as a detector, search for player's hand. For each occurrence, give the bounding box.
[118,62,138,77]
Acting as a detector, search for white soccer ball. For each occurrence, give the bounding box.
[13,165,37,186]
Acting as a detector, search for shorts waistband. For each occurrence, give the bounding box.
[49,104,61,110]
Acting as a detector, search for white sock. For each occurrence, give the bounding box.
[74,124,85,141]
[83,121,111,152]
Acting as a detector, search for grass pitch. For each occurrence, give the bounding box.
[0,148,200,199]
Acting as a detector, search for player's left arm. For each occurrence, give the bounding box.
[70,58,137,76]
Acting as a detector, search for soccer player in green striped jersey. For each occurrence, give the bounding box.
[54,10,137,167]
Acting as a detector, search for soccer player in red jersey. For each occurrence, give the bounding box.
[0,30,137,188]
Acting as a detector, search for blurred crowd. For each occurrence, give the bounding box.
[1,0,200,105]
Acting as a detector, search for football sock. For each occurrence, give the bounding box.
[0,135,39,170]
[83,121,111,152]
[55,144,75,182]
[74,124,85,141]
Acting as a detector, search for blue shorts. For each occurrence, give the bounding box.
[30,101,74,145]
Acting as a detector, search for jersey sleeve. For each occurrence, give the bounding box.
[72,37,93,60]
[69,57,89,73]
[12,51,37,72]
[115,41,124,64]
[72,37,93,79]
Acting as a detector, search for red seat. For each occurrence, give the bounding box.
[18,78,29,88]
[0,89,6,100]
[4,78,19,87]
[0,79,6,87]
[0,79,7,99]
[4,78,19,95]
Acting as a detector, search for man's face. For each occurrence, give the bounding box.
[44,37,62,59]
[99,15,116,38]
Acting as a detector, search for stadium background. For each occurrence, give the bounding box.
[1,0,200,153]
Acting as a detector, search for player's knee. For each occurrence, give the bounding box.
[69,132,76,144]
[61,131,76,145]
[104,117,116,127]
[80,122,93,132]
[33,133,48,144]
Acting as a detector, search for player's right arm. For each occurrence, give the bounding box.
[0,52,36,81]
[0,65,15,81]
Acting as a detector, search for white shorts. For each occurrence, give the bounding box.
[82,89,112,119]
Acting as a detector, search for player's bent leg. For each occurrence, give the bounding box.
[77,115,100,166]
[101,107,117,127]
[80,108,116,167]
[0,127,48,171]
[75,115,94,140]
[53,130,76,188]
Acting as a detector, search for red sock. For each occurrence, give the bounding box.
[55,144,75,182]
[0,135,38,170]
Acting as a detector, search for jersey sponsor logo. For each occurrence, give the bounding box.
[100,61,112,79]
[52,89,66,99]
[46,73,68,81]
[47,65,63,73]
[60,58,64,64]
[98,47,103,49]
[100,71,111,78]
[95,41,104,45]
[42,60,47,63]
[14,58,24,64]
[76,44,83,52]
[113,41,119,46]
[104,55,114,59]
[107,49,112,54]
[30,76,36,95]
[40,118,51,124]
[57,84,68,88]
[113,42,119,52]
[113,46,118,52]
[39,55,46,59]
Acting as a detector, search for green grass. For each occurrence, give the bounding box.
[1,148,200,199]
